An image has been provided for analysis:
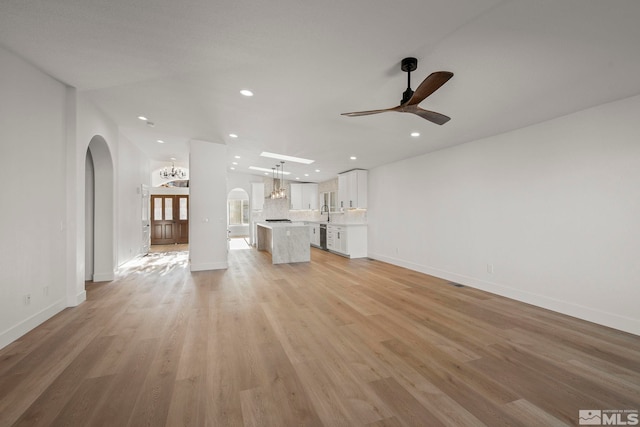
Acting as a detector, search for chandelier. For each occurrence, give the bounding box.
[270,161,287,199]
[159,163,186,180]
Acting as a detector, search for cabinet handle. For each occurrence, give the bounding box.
[350,200,353,208]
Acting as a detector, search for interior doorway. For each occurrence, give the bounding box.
[227,188,250,250]
[151,195,189,245]
[85,135,115,282]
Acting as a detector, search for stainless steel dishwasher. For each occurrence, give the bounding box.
[319,224,327,250]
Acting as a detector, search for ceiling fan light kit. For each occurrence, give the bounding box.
[342,57,453,125]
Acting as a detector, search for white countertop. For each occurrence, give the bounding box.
[306,221,367,226]
[257,221,309,229]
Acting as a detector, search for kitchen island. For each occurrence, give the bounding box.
[256,222,310,264]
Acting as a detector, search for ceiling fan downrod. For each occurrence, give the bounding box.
[401,57,418,104]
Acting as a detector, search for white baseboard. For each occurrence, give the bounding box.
[368,252,640,336]
[92,271,114,282]
[74,290,87,306]
[0,299,66,350]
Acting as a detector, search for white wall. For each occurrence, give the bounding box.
[0,45,69,348]
[76,96,150,276]
[72,96,120,290]
[117,131,150,266]
[369,94,640,335]
[0,45,152,349]
[227,170,258,199]
[189,139,228,271]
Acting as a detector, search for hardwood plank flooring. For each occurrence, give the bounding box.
[1,247,639,426]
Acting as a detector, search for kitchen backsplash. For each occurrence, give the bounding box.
[253,198,367,224]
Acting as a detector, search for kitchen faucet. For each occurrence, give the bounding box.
[320,204,330,222]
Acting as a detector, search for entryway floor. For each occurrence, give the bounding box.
[229,237,251,250]
[150,243,189,253]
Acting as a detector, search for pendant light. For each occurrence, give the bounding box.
[270,167,277,199]
[268,162,287,199]
[279,161,287,199]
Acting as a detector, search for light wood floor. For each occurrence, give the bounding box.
[1,247,639,426]
[150,243,189,253]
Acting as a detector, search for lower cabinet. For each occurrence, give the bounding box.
[309,223,321,247]
[326,224,367,258]
[326,225,344,254]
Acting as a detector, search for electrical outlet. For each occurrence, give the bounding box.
[24,294,31,305]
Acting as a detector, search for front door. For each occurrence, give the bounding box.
[151,195,189,245]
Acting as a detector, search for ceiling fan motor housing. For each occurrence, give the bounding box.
[401,88,414,105]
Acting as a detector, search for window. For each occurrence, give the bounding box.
[321,191,336,212]
[228,199,249,225]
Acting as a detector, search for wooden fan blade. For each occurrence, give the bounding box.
[341,106,400,117]
[412,107,451,125]
[405,71,453,106]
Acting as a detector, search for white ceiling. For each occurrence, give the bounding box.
[2,0,640,182]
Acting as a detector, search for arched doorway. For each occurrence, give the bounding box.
[85,135,115,281]
[227,188,251,250]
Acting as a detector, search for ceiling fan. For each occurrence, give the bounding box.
[341,57,453,125]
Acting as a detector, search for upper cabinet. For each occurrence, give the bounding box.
[338,169,367,209]
[251,182,264,210]
[290,183,318,210]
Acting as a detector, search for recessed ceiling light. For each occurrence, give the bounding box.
[411,132,420,137]
[170,157,176,161]
[249,166,291,175]
[240,89,253,97]
[232,162,238,165]
[137,116,148,121]
[304,173,309,177]
[315,169,320,173]
[230,167,235,170]
[234,155,241,159]
[229,133,238,138]
[350,156,357,160]
[157,139,165,144]
[260,152,314,164]
[296,177,300,180]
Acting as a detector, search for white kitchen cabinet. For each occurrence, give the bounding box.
[290,183,318,210]
[327,225,346,254]
[251,182,264,210]
[338,169,367,210]
[290,183,303,209]
[326,225,338,252]
[327,224,367,258]
[302,184,318,210]
[309,223,321,247]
